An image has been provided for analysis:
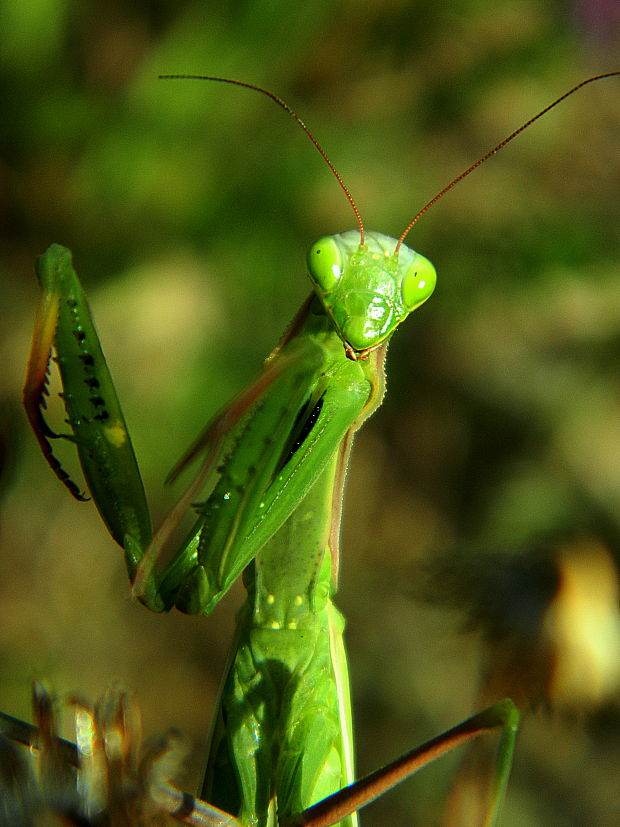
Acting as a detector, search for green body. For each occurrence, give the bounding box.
[203,455,356,826]
[25,233,436,825]
[24,235,518,827]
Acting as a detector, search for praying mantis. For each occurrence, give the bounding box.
[21,72,619,826]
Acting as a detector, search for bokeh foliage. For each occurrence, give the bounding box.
[1,1,620,823]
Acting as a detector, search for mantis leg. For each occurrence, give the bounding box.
[23,245,156,585]
[283,698,519,827]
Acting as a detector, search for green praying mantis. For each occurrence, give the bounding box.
[21,72,619,826]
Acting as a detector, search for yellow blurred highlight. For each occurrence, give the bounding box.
[543,539,620,708]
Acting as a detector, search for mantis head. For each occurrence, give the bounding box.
[307,230,436,359]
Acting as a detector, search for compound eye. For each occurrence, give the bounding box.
[307,236,343,293]
[401,254,437,311]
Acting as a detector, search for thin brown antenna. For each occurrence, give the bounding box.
[395,71,620,254]
[159,74,365,245]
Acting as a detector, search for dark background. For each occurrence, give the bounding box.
[1,1,620,823]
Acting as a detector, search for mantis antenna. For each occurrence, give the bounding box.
[158,74,365,245]
[160,71,620,257]
[394,70,620,253]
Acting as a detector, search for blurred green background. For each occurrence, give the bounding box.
[1,1,620,823]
